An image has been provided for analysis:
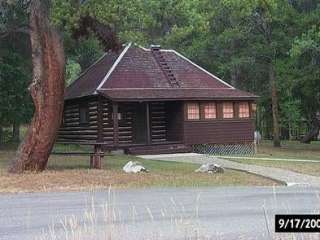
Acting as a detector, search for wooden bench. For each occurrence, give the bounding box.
[53,142,108,169]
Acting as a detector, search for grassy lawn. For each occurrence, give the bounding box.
[233,159,320,177]
[255,140,320,160]
[0,144,278,193]
[228,140,320,177]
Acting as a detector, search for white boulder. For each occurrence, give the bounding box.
[123,161,148,173]
[195,163,224,173]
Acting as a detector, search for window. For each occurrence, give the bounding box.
[251,103,257,118]
[79,106,89,124]
[187,103,200,120]
[251,103,257,112]
[204,103,217,119]
[239,102,250,118]
[223,102,234,118]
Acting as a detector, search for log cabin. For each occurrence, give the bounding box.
[58,43,258,155]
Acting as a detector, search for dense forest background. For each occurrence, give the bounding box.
[0,0,319,145]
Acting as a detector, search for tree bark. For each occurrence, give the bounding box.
[0,125,3,145]
[301,114,320,143]
[230,67,237,87]
[9,0,65,173]
[12,122,20,143]
[288,121,293,141]
[269,63,281,147]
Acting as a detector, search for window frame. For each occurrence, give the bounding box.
[185,101,255,121]
[223,102,234,119]
[238,102,250,118]
[79,104,90,125]
[251,102,257,118]
[203,102,217,119]
[186,102,200,120]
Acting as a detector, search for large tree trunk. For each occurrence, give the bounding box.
[9,0,65,173]
[12,122,20,143]
[269,63,281,147]
[0,125,3,145]
[230,67,238,87]
[301,115,320,143]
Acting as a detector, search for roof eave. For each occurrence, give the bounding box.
[98,92,258,102]
[64,92,99,101]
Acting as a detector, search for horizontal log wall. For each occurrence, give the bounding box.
[118,103,134,144]
[183,120,255,145]
[101,98,114,144]
[166,101,183,142]
[59,98,255,147]
[58,97,99,143]
[150,102,167,143]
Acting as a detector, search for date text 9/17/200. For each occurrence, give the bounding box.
[275,214,320,232]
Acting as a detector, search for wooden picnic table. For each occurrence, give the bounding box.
[55,142,111,169]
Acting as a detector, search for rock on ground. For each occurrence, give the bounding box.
[123,161,148,173]
[195,163,224,173]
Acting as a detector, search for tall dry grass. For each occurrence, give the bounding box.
[36,186,320,240]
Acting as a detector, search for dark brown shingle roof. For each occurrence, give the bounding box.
[65,49,122,99]
[65,43,258,100]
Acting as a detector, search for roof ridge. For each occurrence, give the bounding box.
[139,45,235,89]
[138,45,173,52]
[95,42,132,92]
[65,51,108,91]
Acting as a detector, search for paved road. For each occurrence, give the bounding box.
[139,153,320,186]
[0,187,320,240]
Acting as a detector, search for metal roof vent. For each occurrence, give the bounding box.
[150,44,161,50]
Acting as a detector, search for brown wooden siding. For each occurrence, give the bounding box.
[118,103,134,144]
[58,96,99,142]
[166,101,183,142]
[58,97,255,147]
[150,102,167,143]
[183,120,254,145]
[101,98,113,144]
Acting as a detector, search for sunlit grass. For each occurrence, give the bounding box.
[256,140,320,160]
[225,140,320,177]
[233,158,320,177]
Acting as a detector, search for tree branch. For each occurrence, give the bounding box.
[72,15,121,51]
[0,25,30,39]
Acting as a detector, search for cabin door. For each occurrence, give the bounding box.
[132,103,147,144]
